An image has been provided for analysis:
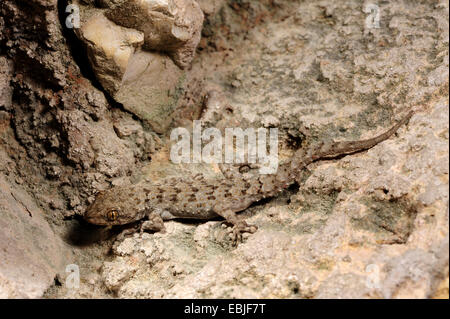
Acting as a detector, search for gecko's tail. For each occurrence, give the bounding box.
[318,110,414,159]
[289,110,414,174]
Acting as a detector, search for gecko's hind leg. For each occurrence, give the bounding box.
[216,209,258,245]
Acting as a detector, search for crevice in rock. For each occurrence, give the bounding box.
[57,0,103,92]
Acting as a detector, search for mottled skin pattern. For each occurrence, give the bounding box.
[84,111,413,243]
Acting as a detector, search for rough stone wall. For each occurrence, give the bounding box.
[0,0,448,298]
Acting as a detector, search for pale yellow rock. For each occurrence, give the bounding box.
[106,0,204,68]
[82,13,144,73]
[71,0,202,133]
[79,12,144,93]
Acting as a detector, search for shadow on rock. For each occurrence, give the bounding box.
[63,216,117,247]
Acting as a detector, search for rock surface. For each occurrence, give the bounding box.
[0,173,72,298]
[0,0,448,299]
[0,57,12,109]
[105,0,204,69]
[78,11,145,94]
[72,0,203,133]
[0,114,73,298]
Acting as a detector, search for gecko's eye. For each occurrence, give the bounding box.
[106,209,119,221]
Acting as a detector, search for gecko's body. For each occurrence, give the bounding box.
[84,111,413,242]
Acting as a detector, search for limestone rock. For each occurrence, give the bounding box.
[72,0,202,133]
[78,12,144,94]
[57,108,135,177]
[3,0,448,299]
[0,57,12,110]
[58,0,448,299]
[0,174,72,298]
[114,50,185,133]
[105,0,204,69]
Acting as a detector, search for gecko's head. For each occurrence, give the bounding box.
[84,187,145,226]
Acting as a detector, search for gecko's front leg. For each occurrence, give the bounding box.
[115,211,165,240]
[140,209,166,234]
[215,208,258,245]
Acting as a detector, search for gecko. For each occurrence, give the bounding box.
[84,110,413,244]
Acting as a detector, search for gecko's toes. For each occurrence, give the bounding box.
[229,221,258,246]
[139,214,166,234]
